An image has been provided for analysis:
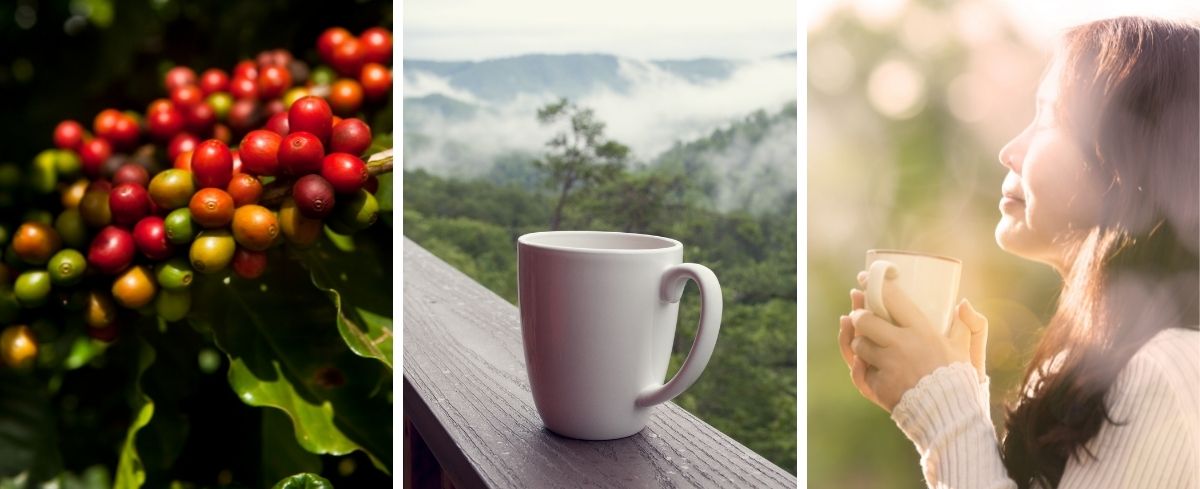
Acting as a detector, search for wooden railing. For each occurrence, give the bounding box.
[403,237,797,488]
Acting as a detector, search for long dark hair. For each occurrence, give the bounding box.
[999,17,1200,488]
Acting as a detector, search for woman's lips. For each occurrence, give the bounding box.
[1000,194,1025,212]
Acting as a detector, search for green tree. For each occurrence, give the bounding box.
[534,98,629,230]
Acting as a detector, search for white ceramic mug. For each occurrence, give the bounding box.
[864,250,962,335]
[518,231,722,440]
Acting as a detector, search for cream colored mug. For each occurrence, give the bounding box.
[864,249,962,335]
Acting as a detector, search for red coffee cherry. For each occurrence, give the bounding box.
[292,174,336,219]
[147,105,184,141]
[88,226,136,275]
[174,150,193,171]
[230,148,243,174]
[321,153,368,194]
[265,111,289,136]
[318,27,352,64]
[257,65,292,100]
[191,139,234,189]
[364,174,379,194]
[360,63,391,101]
[239,130,282,176]
[230,76,258,100]
[133,216,173,260]
[199,68,229,95]
[94,109,122,139]
[288,96,332,144]
[231,248,267,279]
[278,131,325,176]
[168,132,200,161]
[232,60,258,81]
[360,27,392,65]
[329,79,363,116]
[188,188,235,228]
[184,102,216,135]
[54,120,85,150]
[330,118,371,156]
[226,173,263,206]
[227,99,262,134]
[107,114,141,151]
[330,37,365,77]
[113,164,150,187]
[164,66,196,92]
[108,182,151,226]
[80,138,113,178]
[147,98,173,114]
[171,85,204,109]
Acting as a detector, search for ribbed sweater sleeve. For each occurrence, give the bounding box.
[889,329,1199,489]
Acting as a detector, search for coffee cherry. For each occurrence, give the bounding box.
[199,68,229,95]
[292,175,336,219]
[289,96,332,144]
[310,66,336,87]
[148,169,195,210]
[112,265,156,309]
[133,216,172,260]
[278,131,325,176]
[279,197,323,247]
[364,174,379,194]
[155,258,194,290]
[62,179,89,209]
[230,149,243,174]
[54,120,85,150]
[330,37,365,77]
[318,27,352,63]
[283,87,310,108]
[147,105,184,140]
[265,112,290,136]
[184,102,217,135]
[330,118,371,156]
[231,205,278,251]
[87,320,119,342]
[360,27,393,65]
[80,186,112,228]
[53,149,82,179]
[48,249,87,285]
[156,288,191,321]
[207,92,233,120]
[13,222,62,265]
[174,150,193,171]
[233,60,258,81]
[321,153,368,194]
[164,208,196,244]
[168,132,200,161]
[227,173,263,206]
[84,290,117,329]
[164,66,196,92]
[108,183,151,226]
[330,189,380,233]
[360,63,391,101]
[171,85,204,109]
[14,271,51,306]
[0,325,37,369]
[228,99,262,133]
[79,138,112,178]
[329,79,363,116]
[94,109,122,139]
[239,130,282,176]
[88,226,135,275]
[107,114,140,151]
[113,164,150,187]
[230,76,258,100]
[190,229,235,274]
[231,248,267,279]
[188,188,235,228]
[258,65,292,100]
[191,139,233,189]
[55,209,88,249]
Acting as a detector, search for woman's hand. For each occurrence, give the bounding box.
[837,271,990,412]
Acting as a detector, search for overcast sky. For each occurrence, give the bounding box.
[403,0,797,61]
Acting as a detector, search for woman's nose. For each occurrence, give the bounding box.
[997,130,1026,173]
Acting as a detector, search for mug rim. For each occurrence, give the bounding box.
[518,231,682,254]
[866,249,962,264]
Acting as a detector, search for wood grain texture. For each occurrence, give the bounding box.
[403,238,796,489]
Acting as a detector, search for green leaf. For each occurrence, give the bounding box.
[0,371,62,483]
[271,473,333,489]
[114,336,155,489]
[188,250,392,471]
[261,410,321,488]
[296,236,393,368]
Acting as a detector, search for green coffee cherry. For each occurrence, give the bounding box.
[55,150,82,178]
[48,249,87,286]
[29,150,58,194]
[14,270,51,307]
[330,189,379,233]
[149,169,196,210]
[55,209,88,249]
[190,230,235,274]
[80,189,112,228]
[207,93,233,120]
[155,289,191,322]
[165,208,196,245]
[310,66,336,86]
[155,258,194,290]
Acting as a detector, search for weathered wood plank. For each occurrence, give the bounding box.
[403,237,796,489]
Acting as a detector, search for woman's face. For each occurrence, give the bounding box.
[995,57,1104,270]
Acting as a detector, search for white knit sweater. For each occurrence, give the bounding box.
[890,327,1200,488]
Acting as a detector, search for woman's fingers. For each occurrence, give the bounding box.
[851,356,871,398]
[849,309,897,347]
[959,299,988,379]
[838,315,855,369]
[851,335,888,366]
[881,278,931,330]
[850,288,864,310]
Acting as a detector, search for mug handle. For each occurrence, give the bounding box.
[865,260,898,323]
[635,263,723,408]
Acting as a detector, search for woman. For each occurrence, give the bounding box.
[839,17,1199,489]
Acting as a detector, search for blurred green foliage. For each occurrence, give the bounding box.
[807,1,1066,487]
[404,100,798,472]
